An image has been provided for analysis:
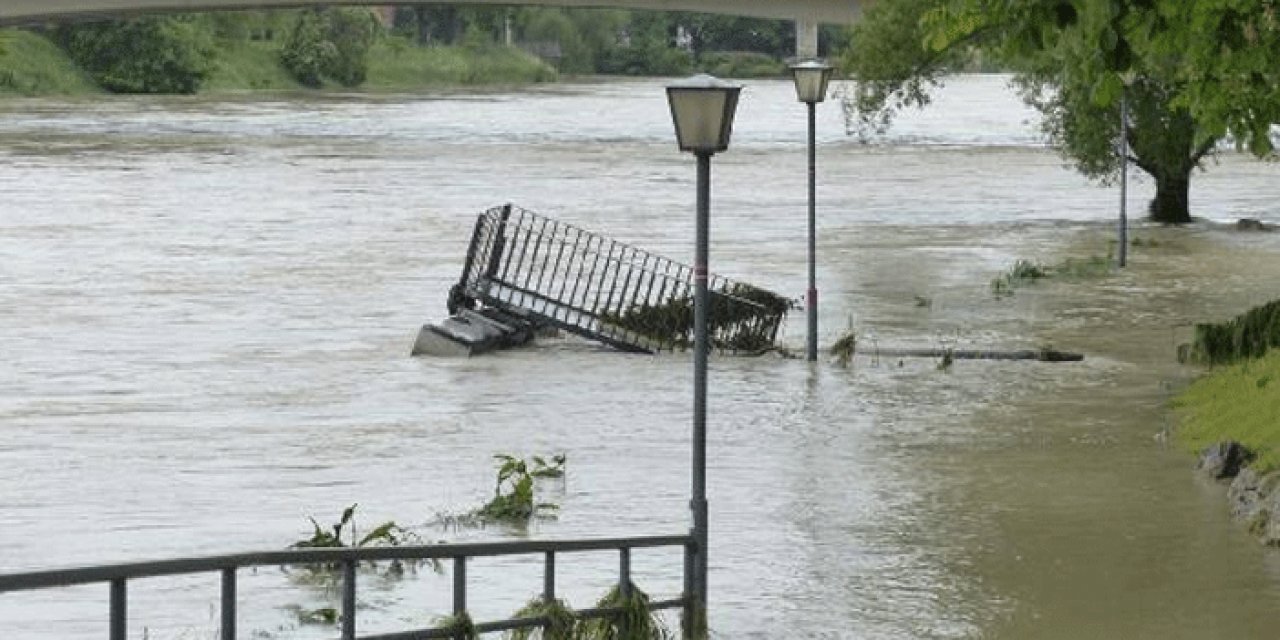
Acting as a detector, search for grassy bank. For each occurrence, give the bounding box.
[364,40,556,90]
[0,28,555,97]
[203,39,304,93]
[1174,349,1280,472]
[0,29,99,95]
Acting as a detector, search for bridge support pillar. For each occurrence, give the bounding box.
[795,18,819,59]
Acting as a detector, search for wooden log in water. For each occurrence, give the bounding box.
[863,348,1084,362]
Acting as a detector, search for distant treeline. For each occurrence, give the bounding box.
[0,6,852,96]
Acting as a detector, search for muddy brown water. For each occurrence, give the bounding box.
[1,76,1279,638]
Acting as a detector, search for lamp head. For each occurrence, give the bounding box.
[666,74,743,154]
[790,59,834,104]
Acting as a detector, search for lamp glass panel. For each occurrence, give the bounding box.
[792,66,832,103]
[669,89,729,152]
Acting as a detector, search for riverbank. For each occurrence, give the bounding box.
[1178,347,1280,472]
[0,27,557,97]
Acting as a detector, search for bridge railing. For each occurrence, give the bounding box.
[0,533,696,640]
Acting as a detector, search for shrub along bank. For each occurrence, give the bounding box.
[1175,299,1280,546]
[0,10,557,97]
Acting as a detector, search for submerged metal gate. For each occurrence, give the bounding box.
[451,204,789,354]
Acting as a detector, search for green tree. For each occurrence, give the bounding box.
[843,0,1279,224]
[280,7,379,88]
[58,16,214,94]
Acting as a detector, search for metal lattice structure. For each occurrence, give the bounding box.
[452,204,789,354]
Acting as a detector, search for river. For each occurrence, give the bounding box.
[2,75,1280,639]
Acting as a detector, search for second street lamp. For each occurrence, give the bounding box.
[665,73,742,628]
[790,59,834,362]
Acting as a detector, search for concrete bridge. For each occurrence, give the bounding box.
[0,0,869,57]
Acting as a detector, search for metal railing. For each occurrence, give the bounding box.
[0,533,695,639]
[454,204,788,354]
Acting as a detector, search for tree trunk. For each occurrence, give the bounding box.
[1149,170,1192,224]
[415,6,429,45]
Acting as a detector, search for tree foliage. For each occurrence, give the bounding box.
[842,0,1280,224]
[280,7,379,88]
[58,16,214,94]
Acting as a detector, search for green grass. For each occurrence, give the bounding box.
[203,39,303,93]
[0,29,99,95]
[1174,350,1280,472]
[0,30,556,97]
[699,51,785,78]
[363,39,557,90]
[991,254,1113,297]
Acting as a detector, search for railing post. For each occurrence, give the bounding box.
[341,558,356,640]
[221,567,236,640]
[543,551,556,601]
[543,551,556,635]
[618,547,632,637]
[109,578,126,640]
[683,538,696,640]
[453,556,467,640]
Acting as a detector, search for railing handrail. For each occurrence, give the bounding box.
[0,533,693,593]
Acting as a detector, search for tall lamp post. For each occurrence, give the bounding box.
[790,59,834,361]
[665,74,741,628]
[1117,70,1136,268]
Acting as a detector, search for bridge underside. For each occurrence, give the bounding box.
[0,0,863,26]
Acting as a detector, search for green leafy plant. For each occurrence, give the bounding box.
[438,612,479,640]
[937,349,954,372]
[280,7,379,88]
[286,503,431,587]
[577,584,672,640]
[477,454,565,524]
[831,321,857,368]
[508,597,579,640]
[58,16,215,93]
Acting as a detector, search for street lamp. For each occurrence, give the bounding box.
[665,73,741,627]
[790,59,833,361]
[1117,70,1137,268]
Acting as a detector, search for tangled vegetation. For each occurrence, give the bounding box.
[1187,300,1280,366]
[602,283,789,353]
[509,597,579,640]
[991,255,1112,297]
[576,584,673,640]
[831,324,857,368]
[477,454,566,523]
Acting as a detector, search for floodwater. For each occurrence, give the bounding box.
[2,75,1280,639]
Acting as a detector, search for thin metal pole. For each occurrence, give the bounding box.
[453,556,467,633]
[1118,88,1129,268]
[109,578,126,640]
[692,151,711,621]
[682,538,695,640]
[341,559,356,640]
[619,547,633,637]
[221,568,236,640]
[806,100,819,361]
[543,551,555,601]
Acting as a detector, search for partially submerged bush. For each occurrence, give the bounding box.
[1189,299,1280,365]
[991,255,1112,297]
[477,454,565,523]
